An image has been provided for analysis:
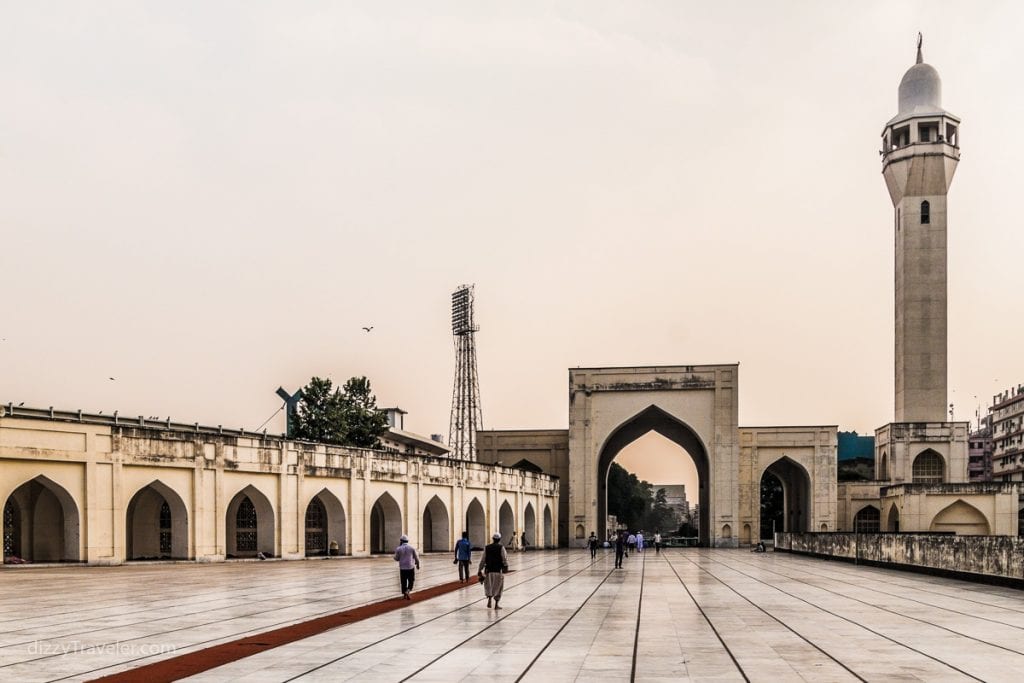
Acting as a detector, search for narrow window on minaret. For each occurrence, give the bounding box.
[920,201,930,224]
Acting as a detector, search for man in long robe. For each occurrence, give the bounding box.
[478,532,508,609]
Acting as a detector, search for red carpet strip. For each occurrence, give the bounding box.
[88,578,476,683]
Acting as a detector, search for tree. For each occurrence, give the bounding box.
[337,376,389,448]
[760,472,784,540]
[290,376,389,448]
[646,487,679,534]
[290,377,346,444]
[607,462,650,530]
[607,463,683,533]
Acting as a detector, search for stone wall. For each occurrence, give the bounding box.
[775,532,1024,583]
[1,408,559,564]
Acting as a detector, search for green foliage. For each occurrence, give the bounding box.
[760,472,784,539]
[837,457,875,482]
[338,376,390,448]
[607,463,680,533]
[290,376,389,448]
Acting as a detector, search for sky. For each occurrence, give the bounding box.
[4,2,1024,495]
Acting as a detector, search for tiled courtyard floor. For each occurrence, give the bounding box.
[3,548,1024,682]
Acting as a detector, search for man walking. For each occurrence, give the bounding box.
[654,532,662,554]
[615,532,627,569]
[454,531,472,583]
[393,534,420,600]
[587,532,599,559]
[627,532,637,554]
[636,531,645,553]
[478,532,508,609]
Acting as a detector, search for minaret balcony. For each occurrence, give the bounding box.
[881,140,960,171]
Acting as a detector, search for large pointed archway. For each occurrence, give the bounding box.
[498,501,515,545]
[422,495,450,552]
[370,492,402,553]
[523,502,536,547]
[3,475,81,562]
[126,481,189,560]
[466,497,486,549]
[225,485,275,558]
[759,456,811,534]
[597,405,711,546]
[305,489,346,556]
[543,504,553,548]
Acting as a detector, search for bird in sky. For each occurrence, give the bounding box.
[109,377,116,381]
[362,326,374,333]
[17,402,24,407]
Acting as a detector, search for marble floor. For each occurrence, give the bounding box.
[3,549,1024,682]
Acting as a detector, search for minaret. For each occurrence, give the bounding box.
[881,35,960,422]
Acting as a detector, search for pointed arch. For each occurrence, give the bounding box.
[912,449,945,484]
[930,500,990,535]
[3,475,80,562]
[422,495,450,552]
[760,456,811,534]
[523,502,536,547]
[853,505,880,533]
[886,505,900,533]
[305,488,346,557]
[370,491,402,553]
[878,451,888,481]
[466,497,486,549]
[543,504,553,548]
[126,480,189,560]
[226,485,275,558]
[498,500,515,545]
[596,405,710,545]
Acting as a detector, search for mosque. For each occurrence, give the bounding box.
[2,40,1018,565]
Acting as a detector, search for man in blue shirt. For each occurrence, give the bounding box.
[454,531,472,582]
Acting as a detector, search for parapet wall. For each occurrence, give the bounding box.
[775,532,1024,585]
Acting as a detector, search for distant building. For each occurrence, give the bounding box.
[837,431,874,460]
[655,484,689,519]
[380,407,449,458]
[968,415,993,482]
[990,387,1024,482]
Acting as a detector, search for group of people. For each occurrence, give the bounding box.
[586,530,664,568]
[394,531,509,608]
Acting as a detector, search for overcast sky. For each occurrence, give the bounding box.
[4,2,1024,493]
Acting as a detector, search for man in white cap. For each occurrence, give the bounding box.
[477,532,508,609]
[393,534,420,600]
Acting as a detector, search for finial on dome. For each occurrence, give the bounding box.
[916,32,923,64]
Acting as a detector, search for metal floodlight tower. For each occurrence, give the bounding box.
[448,284,483,461]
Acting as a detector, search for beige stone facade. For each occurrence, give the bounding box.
[1,407,558,564]
[476,429,569,545]
[738,426,838,541]
[481,366,838,548]
[880,483,1019,535]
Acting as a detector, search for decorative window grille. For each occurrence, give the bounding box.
[912,451,944,484]
[159,500,172,556]
[3,500,20,558]
[305,498,327,555]
[236,496,258,552]
[853,507,880,533]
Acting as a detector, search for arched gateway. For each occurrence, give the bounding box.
[478,364,837,548]
[569,365,738,547]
